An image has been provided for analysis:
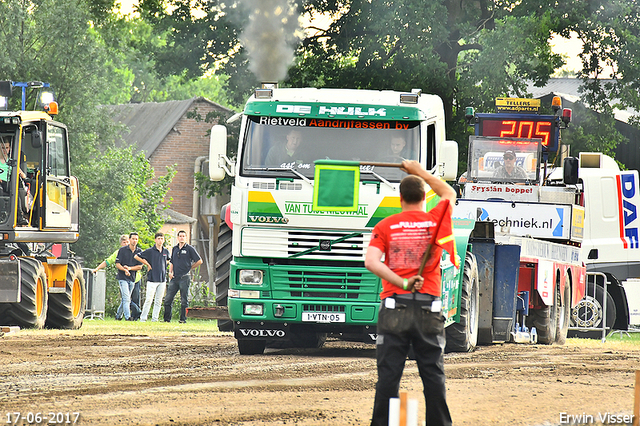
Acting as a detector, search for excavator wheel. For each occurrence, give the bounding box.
[0,257,48,329]
[46,261,86,329]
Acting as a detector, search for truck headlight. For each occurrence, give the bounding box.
[244,304,264,315]
[239,269,264,285]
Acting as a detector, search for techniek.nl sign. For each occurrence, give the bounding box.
[454,200,571,240]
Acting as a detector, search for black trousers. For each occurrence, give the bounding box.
[130,280,141,320]
[164,275,190,322]
[371,297,452,426]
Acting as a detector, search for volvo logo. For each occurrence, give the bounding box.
[319,240,331,251]
[248,215,289,224]
[239,329,286,338]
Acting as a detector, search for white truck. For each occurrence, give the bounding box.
[565,152,640,335]
[207,86,593,355]
[456,97,639,340]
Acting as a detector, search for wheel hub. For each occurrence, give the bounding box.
[571,296,602,327]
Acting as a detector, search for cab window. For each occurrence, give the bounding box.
[47,124,68,177]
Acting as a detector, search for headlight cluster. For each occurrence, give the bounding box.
[239,269,263,285]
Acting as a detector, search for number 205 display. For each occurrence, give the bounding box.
[477,116,559,151]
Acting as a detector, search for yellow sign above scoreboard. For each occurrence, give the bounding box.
[495,98,541,113]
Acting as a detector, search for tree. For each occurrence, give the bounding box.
[286,0,640,164]
[117,1,640,164]
[0,0,175,266]
[73,146,176,264]
[135,0,255,105]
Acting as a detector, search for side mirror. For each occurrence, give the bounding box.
[209,125,228,181]
[31,130,42,148]
[563,156,579,185]
[440,140,459,181]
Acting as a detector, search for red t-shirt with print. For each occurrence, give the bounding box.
[368,200,450,299]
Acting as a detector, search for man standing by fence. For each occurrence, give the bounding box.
[115,232,143,321]
[164,230,202,323]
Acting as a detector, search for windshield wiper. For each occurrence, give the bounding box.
[360,169,395,190]
[245,167,313,186]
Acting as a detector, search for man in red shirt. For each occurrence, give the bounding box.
[365,160,457,426]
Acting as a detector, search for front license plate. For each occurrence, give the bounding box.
[302,312,345,323]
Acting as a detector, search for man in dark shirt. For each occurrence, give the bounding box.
[115,232,143,321]
[265,129,306,166]
[135,232,170,322]
[164,230,202,323]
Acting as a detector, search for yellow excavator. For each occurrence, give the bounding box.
[0,80,85,329]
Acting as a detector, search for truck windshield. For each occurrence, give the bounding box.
[466,136,541,184]
[240,116,421,182]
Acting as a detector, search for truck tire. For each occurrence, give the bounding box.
[568,282,617,338]
[528,282,559,345]
[445,253,479,353]
[555,281,571,345]
[0,258,48,329]
[237,339,266,355]
[293,332,327,349]
[46,261,86,329]
[215,222,233,332]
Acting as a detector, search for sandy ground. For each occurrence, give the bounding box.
[0,331,638,426]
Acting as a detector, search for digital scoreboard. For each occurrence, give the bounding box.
[475,113,560,153]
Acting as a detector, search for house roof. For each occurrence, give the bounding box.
[106,97,231,158]
[159,208,197,224]
[526,77,587,100]
[525,78,636,123]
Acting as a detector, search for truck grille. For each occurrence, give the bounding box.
[270,266,380,301]
[242,228,371,261]
[303,305,346,313]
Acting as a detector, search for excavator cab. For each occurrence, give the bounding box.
[0,81,85,330]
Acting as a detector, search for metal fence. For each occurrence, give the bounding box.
[83,269,106,320]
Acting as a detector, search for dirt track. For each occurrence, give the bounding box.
[0,331,638,426]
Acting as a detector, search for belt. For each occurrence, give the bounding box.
[395,293,439,302]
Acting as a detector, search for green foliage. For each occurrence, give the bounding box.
[135,0,253,106]
[561,103,627,160]
[188,266,214,307]
[0,0,114,110]
[285,0,640,164]
[145,74,235,109]
[0,0,172,267]
[92,0,640,168]
[74,146,176,265]
[3,0,640,248]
